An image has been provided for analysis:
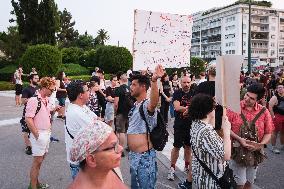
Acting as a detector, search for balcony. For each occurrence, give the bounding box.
[251,33,269,41]
[251,19,269,24]
[252,46,268,49]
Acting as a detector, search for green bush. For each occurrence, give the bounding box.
[20,44,62,77]
[0,64,17,81]
[61,47,84,64]
[58,63,90,76]
[0,81,29,91]
[81,49,97,67]
[69,75,91,82]
[94,46,132,74]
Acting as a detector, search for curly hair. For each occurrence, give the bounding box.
[39,77,56,89]
[188,94,215,120]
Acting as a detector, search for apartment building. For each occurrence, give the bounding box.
[191,2,284,67]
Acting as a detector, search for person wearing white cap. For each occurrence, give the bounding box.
[68,122,127,189]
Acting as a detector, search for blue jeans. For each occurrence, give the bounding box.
[70,163,80,180]
[169,102,175,118]
[129,149,157,189]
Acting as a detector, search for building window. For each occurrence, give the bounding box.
[271,50,275,56]
[232,50,235,54]
[271,42,275,47]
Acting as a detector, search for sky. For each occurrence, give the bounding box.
[0,0,283,50]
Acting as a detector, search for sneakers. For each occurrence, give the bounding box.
[167,167,175,181]
[38,183,49,189]
[28,183,49,189]
[50,137,60,142]
[25,146,32,155]
[271,146,280,154]
[178,180,192,189]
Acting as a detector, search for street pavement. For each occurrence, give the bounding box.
[0,91,283,189]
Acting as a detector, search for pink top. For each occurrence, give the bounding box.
[227,100,274,142]
[25,93,51,130]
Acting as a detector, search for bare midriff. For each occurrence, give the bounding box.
[127,134,153,153]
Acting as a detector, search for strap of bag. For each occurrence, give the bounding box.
[240,112,249,129]
[139,100,150,153]
[191,145,221,186]
[251,107,266,125]
[66,126,74,139]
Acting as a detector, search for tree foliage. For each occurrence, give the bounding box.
[94,29,110,46]
[189,57,206,77]
[57,8,79,47]
[20,44,62,77]
[73,31,96,50]
[81,49,97,67]
[11,0,59,45]
[61,47,83,64]
[0,26,26,61]
[94,46,132,73]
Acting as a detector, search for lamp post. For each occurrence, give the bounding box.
[248,0,252,73]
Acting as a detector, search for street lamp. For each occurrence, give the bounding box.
[248,0,252,73]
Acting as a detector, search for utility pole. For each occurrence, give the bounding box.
[248,0,252,73]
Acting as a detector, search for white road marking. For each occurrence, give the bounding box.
[0,117,21,127]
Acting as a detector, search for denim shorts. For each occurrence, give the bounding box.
[129,149,157,189]
[69,163,80,180]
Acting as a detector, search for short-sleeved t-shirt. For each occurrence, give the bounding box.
[25,93,51,130]
[172,89,193,125]
[127,99,157,134]
[105,86,116,99]
[22,86,38,99]
[65,103,98,164]
[114,84,131,116]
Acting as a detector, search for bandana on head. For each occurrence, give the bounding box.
[70,121,113,163]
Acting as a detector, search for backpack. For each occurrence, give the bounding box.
[20,96,42,133]
[139,100,169,151]
[232,107,267,167]
[120,85,135,116]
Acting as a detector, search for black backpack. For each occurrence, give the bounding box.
[20,96,42,133]
[121,85,135,115]
[139,100,169,151]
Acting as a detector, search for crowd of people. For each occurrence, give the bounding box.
[12,64,284,189]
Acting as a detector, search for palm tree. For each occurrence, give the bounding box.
[95,29,110,45]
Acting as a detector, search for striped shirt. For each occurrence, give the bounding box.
[191,120,225,189]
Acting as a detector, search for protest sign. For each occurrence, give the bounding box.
[133,9,193,71]
[215,55,244,114]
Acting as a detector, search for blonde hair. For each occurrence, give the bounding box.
[39,77,56,89]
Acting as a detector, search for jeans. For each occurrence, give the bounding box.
[70,163,80,180]
[169,102,175,118]
[129,149,157,189]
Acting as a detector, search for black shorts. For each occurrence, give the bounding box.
[173,123,191,148]
[15,84,23,95]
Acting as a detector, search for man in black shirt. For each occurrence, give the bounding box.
[168,76,193,189]
[21,74,39,155]
[114,74,133,157]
